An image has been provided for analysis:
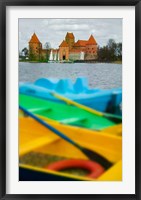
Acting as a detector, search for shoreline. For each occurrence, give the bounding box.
[19,60,122,64]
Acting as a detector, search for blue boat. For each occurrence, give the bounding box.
[19,77,122,115]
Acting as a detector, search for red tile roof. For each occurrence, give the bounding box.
[59,40,69,47]
[66,32,74,39]
[73,41,79,47]
[87,35,97,45]
[29,33,41,43]
[74,40,87,47]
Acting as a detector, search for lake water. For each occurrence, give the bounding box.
[19,62,122,89]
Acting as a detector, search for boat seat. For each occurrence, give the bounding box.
[73,77,89,93]
[29,107,52,114]
[35,78,59,90]
[59,117,87,124]
[55,79,74,94]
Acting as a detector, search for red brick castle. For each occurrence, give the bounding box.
[28,32,98,61]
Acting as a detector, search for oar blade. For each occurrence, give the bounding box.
[81,148,112,170]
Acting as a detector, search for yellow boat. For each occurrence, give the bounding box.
[19,109,122,137]
[19,117,122,181]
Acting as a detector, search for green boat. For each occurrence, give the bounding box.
[19,94,122,130]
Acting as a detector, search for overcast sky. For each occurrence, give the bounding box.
[19,18,122,51]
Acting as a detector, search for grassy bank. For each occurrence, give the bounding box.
[19,60,48,63]
[19,60,122,64]
[112,60,122,64]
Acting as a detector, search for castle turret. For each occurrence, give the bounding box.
[59,40,69,61]
[85,35,98,60]
[65,32,75,50]
[29,33,42,60]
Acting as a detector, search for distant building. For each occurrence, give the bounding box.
[28,32,98,61]
[59,40,69,61]
[59,32,98,61]
[65,32,75,50]
[29,33,42,60]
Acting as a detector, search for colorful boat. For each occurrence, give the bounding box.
[19,94,122,131]
[19,77,122,114]
[19,117,122,181]
[19,109,122,137]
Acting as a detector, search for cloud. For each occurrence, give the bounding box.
[19,18,122,50]
[49,24,90,31]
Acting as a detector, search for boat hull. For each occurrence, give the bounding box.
[19,117,122,181]
[19,94,122,130]
[19,77,122,114]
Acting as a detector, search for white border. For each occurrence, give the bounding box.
[6,6,135,194]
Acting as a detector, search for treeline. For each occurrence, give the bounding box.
[97,39,122,62]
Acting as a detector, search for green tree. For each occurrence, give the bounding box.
[22,47,29,57]
[116,43,122,60]
[97,39,122,62]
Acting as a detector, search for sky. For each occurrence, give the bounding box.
[19,18,122,51]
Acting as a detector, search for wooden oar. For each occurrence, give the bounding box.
[19,105,112,170]
[48,91,122,123]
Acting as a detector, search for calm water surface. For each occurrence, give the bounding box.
[19,62,122,89]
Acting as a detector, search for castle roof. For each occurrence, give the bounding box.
[87,35,97,45]
[59,40,69,47]
[74,40,87,47]
[29,33,41,43]
[66,32,74,39]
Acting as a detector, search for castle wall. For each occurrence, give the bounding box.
[40,49,49,61]
[59,47,69,61]
[29,42,42,60]
[73,46,86,51]
[85,44,97,60]
[69,52,80,61]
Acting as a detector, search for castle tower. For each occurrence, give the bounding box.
[28,33,42,60]
[65,32,75,50]
[85,35,98,60]
[59,40,69,61]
